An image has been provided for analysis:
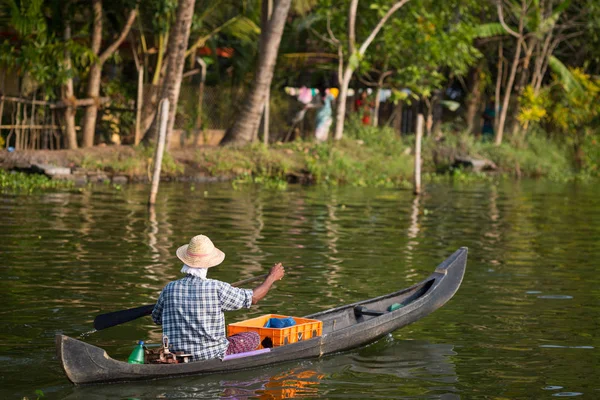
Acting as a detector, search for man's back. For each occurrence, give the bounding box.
[152,276,253,361]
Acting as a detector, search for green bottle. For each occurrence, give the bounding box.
[127,340,145,364]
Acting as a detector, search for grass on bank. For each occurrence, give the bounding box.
[200,119,586,189]
[78,145,183,178]
[69,126,597,187]
[0,169,74,194]
[4,118,595,193]
[196,119,415,188]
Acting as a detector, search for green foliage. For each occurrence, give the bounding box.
[486,132,573,180]
[145,0,177,34]
[548,56,582,92]
[21,388,44,400]
[549,68,600,138]
[303,116,413,187]
[0,0,86,98]
[79,146,184,177]
[0,170,74,194]
[199,143,299,179]
[547,68,600,173]
[579,134,600,176]
[474,23,510,39]
[371,0,481,100]
[232,173,288,190]
[518,85,550,125]
[422,130,574,180]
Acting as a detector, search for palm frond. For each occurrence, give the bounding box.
[222,16,260,42]
[473,23,509,39]
[292,0,319,16]
[549,56,582,92]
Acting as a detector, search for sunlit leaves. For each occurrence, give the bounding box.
[518,85,549,124]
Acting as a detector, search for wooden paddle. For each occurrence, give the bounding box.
[93,273,269,331]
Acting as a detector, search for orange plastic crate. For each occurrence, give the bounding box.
[227,314,323,348]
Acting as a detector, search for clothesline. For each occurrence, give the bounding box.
[284,87,395,103]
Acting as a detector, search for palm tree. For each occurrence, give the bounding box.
[139,0,260,144]
[220,0,292,145]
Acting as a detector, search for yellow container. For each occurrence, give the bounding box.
[227,314,323,348]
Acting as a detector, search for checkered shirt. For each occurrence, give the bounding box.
[152,275,253,361]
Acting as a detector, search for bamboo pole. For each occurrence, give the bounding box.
[0,125,60,129]
[0,69,4,145]
[22,100,29,149]
[30,93,36,149]
[149,99,169,207]
[52,110,60,149]
[414,113,424,195]
[195,57,207,140]
[0,98,4,145]
[15,102,21,150]
[135,66,143,145]
[0,95,109,108]
[6,103,15,148]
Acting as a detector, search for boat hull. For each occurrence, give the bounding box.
[57,247,467,384]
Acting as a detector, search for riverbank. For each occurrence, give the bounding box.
[0,126,595,193]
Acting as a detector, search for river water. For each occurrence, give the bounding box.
[1,180,598,399]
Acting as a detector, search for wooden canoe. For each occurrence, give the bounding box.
[56,247,467,385]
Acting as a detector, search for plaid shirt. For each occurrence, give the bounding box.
[152,276,253,361]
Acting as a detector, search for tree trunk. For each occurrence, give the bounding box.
[531,33,553,94]
[511,40,535,135]
[220,0,291,145]
[372,87,381,127]
[495,36,523,146]
[81,0,103,148]
[81,2,137,147]
[160,0,196,149]
[195,57,207,132]
[426,100,433,137]
[334,66,354,140]
[141,84,160,135]
[372,64,389,128]
[465,64,483,134]
[494,40,503,133]
[261,0,273,145]
[63,23,78,149]
[495,0,526,146]
[142,0,196,147]
[81,64,102,147]
[392,101,403,134]
[333,0,410,141]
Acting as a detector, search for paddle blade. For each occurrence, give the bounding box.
[93,304,156,331]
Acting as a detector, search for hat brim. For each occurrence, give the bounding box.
[176,244,225,268]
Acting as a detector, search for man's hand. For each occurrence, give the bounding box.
[268,263,285,282]
[252,263,285,305]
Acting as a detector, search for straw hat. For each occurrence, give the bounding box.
[176,235,225,268]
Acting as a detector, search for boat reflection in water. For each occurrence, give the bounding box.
[221,338,459,399]
[63,338,458,399]
[221,368,324,399]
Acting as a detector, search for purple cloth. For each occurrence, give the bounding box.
[226,332,260,355]
[222,348,271,361]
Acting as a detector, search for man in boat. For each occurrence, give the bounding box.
[152,234,285,361]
